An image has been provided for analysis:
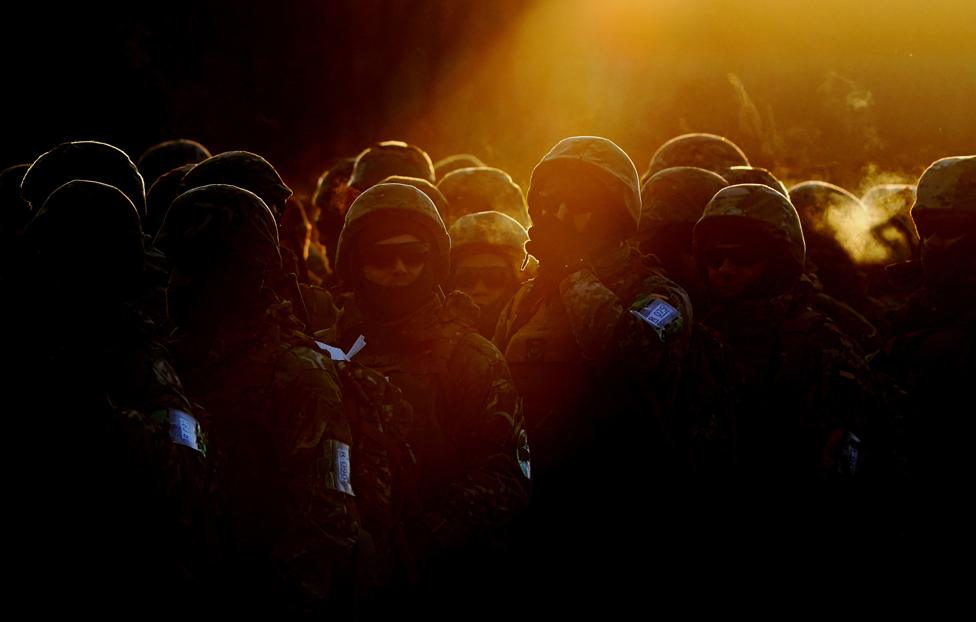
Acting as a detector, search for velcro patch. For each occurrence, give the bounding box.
[324,439,355,496]
[168,409,204,455]
[630,298,682,341]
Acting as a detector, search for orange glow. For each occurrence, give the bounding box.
[416,0,975,197]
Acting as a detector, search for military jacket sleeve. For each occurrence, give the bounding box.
[269,345,361,603]
[557,266,692,371]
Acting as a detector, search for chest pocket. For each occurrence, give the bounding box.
[357,348,456,502]
[504,297,580,365]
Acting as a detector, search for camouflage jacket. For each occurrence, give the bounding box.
[334,290,530,560]
[175,297,360,610]
[875,288,976,478]
[493,244,692,475]
[699,282,877,477]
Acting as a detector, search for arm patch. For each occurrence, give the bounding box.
[630,297,683,342]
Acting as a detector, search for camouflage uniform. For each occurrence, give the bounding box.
[495,137,693,480]
[490,137,698,603]
[876,156,976,481]
[333,183,530,567]
[11,180,215,613]
[436,166,531,228]
[694,184,878,477]
[157,184,365,613]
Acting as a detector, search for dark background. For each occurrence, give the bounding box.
[4,0,974,194]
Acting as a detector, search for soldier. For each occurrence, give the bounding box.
[492,136,695,602]
[877,156,976,481]
[10,180,214,614]
[693,184,876,478]
[181,150,293,218]
[632,167,743,475]
[137,138,211,189]
[436,166,530,228]
[347,141,435,198]
[643,132,749,183]
[156,184,364,614]
[312,156,356,269]
[495,136,692,479]
[635,166,728,305]
[180,150,336,330]
[330,183,530,583]
[447,211,529,338]
[788,180,886,346]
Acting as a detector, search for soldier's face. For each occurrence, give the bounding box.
[704,243,767,300]
[362,233,429,287]
[453,253,513,307]
[531,173,609,234]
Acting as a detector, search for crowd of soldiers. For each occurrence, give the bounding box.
[1,132,972,614]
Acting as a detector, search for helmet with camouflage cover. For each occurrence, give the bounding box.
[347,141,435,192]
[448,211,528,279]
[638,166,727,241]
[433,153,485,181]
[21,141,147,218]
[910,156,976,235]
[381,175,449,224]
[645,133,749,180]
[180,151,292,218]
[437,166,530,228]
[528,136,642,236]
[694,183,806,275]
[155,184,282,274]
[27,180,145,288]
[137,139,211,188]
[722,166,788,197]
[335,182,450,285]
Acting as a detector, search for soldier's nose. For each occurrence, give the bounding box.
[392,257,409,274]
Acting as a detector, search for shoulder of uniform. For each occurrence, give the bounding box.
[273,342,338,387]
[441,289,481,328]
